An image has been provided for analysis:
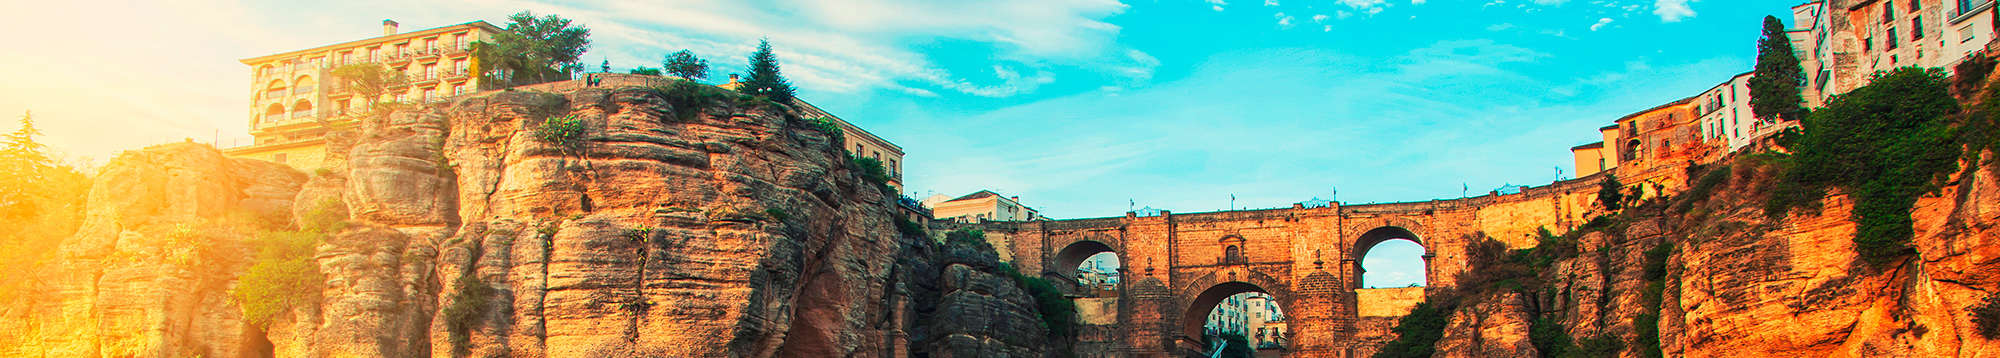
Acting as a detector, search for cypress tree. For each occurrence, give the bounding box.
[1750,15,1807,123]
[739,39,796,103]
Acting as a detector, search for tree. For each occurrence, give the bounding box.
[330,63,406,109]
[628,66,662,76]
[1216,333,1253,358]
[663,50,710,81]
[738,39,796,103]
[1596,174,1624,211]
[470,11,591,87]
[0,111,89,312]
[1776,68,1959,265]
[1750,15,1807,123]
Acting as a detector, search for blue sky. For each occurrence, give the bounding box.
[3,1,1807,287]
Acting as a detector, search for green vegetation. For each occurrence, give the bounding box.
[330,63,406,111]
[1672,164,1731,213]
[805,116,843,143]
[627,66,662,75]
[231,230,326,327]
[0,111,89,311]
[895,217,926,238]
[663,49,710,81]
[763,207,790,222]
[1975,292,2000,339]
[1766,68,1961,265]
[948,228,1077,343]
[1372,299,1453,358]
[533,114,587,157]
[624,226,655,244]
[737,39,796,103]
[1954,54,1996,94]
[850,155,893,194]
[231,198,345,327]
[1750,15,1808,123]
[1597,174,1624,211]
[1529,316,1573,357]
[1635,244,1674,358]
[471,11,591,87]
[653,80,741,121]
[443,272,496,354]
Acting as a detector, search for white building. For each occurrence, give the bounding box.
[920,190,1045,223]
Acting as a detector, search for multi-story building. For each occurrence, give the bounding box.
[921,190,1045,223]
[1203,292,1285,348]
[1570,124,1622,177]
[1695,72,1783,153]
[227,20,500,169]
[1803,0,1997,104]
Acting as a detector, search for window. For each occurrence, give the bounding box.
[425,38,438,52]
[1911,0,1921,11]
[1867,35,1875,51]
[1884,3,1894,23]
[424,64,438,80]
[1889,28,1900,49]
[395,92,408,103]
[453,84,465,96]
[455,34,468,49]
[423,88,436,102]
[368,47,381,61]
[454,60,468,75]
[395,43,409,57]
[1913,17,1925,39]
[1598,158,1606,171]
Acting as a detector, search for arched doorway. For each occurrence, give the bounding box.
[1051,240,1117,296]
[1182,282,1287,355]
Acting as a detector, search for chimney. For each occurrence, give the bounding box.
[383,19,400,36]
[1010,196,1020,203]
[728,74,740,83]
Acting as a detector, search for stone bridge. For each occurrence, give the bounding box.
[959,176,1604,357]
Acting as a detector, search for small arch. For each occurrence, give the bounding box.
[1219,235,1247,265]
[1352,226,1427,289]
[264,79,288,99]
[1051,240,1118,295]
[293,75,317,94]
[263,103,286,122]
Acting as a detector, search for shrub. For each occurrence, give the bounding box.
[443,272,495,353]
[805,116,843,142]
[533,114,587,156]
[1955,54,1996,94]
[1673,164,1731,213]
[850,155,893,194]
[1597,174,1625,211]
[944,228,990,251]
[655,80,738,121]
[895,217,926,238]
[1769,67,1960,265]
[1216,332,1253,358]
[763,208,790,222]
[1372,299,1454,358]
[1974,292,2000,339]
[1529,316,1574,358]
[1566,334,1625,358]
[230,230,324,327]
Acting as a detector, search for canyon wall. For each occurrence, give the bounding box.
[1,84,1051,357]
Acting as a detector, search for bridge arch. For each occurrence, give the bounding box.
[1174,268,1292,347]
[1352,226,1429,289]
[1050,239,1119,294]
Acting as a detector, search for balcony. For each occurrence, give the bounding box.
[295,85,316,95]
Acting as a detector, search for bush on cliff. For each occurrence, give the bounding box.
[1974,292,2000,339]
[1372,298,1454,358]
[850,155,894,194]
[533,114,587,157]
[231,229,325,327]
[1767,67,1960,265]
[444,272,496,353]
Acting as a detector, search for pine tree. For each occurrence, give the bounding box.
[1750,15,1807,123]
[663,50,710,81]
[739,39,796,103]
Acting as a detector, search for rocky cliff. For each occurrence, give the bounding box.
[1,83,1052,357]
[1409,154,2000,358]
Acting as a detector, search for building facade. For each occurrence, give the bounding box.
[227,20,501,170]
[1803,0,1997,105]
[921,190,1045,223]
[1695,72,1781,153]
[721,75,906,190]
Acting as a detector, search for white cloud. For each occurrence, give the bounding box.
[1533,0,1569,5]
[1487,23,1517,31]
[1275,12,1296,28]
[1654,0,1695,22]
[1590,17,1613,31]
[1265,0,1280,6]
[1209,0,1228,11]
[1215,5,1227,11]
[1313,14,1330,23]
[1324,25,1333,32]
[1413,0,1427,4]
[1338,0,1390,12]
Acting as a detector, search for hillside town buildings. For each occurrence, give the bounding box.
[225,19,904,191]
[1203,293,1286,349]
[921,190,1046,223]
[1571,0,2000,199]
[227,20,501,170]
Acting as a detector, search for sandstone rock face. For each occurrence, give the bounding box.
[1428,158,2000,357]
[1434,292,1537,357]
[908,238,1050,358]
[0,142,306,357]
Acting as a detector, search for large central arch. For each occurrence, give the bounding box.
[1351,226,1429,290]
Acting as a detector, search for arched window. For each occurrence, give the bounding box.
[291,99,313,119]
[1225,245,1245,264]
[265,80,287,100]
[293,75,316,95]
[264,103,286,122]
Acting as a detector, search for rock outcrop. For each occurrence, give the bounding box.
[0,83,1061,358]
